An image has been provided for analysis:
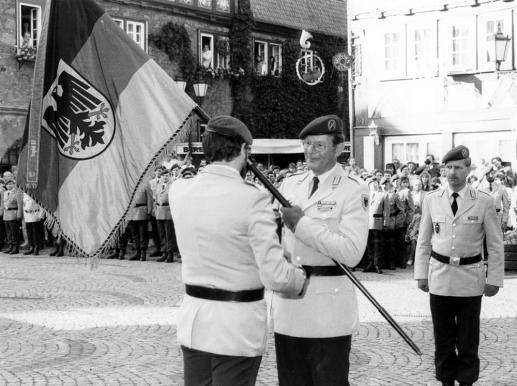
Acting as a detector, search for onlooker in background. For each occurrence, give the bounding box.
[0,178,5,250]
[419,171,432,192]
[22,193,44,255]
[392,158,401,172]
[385,163,396,177]
[3,179,22,254]
[490,172,510,232]
[430,176,442,191]
[347,157,360,176]
[364,178,384,274]
[155,170,179,263]
[411,179,425,210]
[405,206,421,266]
[439,166,448,187]
[491,157,514,187]
[416,154,440,177]
[468,174,481,189]
[382,177,403,270]
[395,176,415,268]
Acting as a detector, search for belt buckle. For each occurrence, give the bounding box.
[450,256,460,266]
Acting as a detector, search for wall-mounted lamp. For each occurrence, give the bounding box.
[175,80,187,91]
[490,27,511,78]
[193,82,209,104]
[368,121,380,146]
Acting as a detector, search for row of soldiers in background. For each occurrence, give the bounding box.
[106,163,197,262]
[0,176,65,256]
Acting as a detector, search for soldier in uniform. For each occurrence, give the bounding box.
[364,177,384,273]
[490,172,510,232]
[415,145,504,386]
[382,176,404,270]
[3,179,23,254]
[155,170,179,263]
[127,184,153,261]
[274,115,369,386]
[395,176,415,268]
[169,115,307,386]
[22,193,44,255]
[0,178,5,251]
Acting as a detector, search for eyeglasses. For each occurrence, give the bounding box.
[302,141,331,152]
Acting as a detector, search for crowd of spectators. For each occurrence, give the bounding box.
[1,152,515,267]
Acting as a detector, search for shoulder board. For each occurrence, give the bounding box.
[477,189,491,197]
[347,174,363,185]
[426,188,441,195]
[244,180,260,190]
[285,171,306,180]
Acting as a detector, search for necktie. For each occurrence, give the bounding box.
[309,176,319,198]
[451,192,459,216]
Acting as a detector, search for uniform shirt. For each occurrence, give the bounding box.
[23,193,43,223]
[3,189,22,221]
[368,190,385,230]
[170,164,305,357]
[414,185,504,296]
[273,164,369,338]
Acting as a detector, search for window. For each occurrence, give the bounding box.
[479,11,512,71]
[174,0,230,13]
[216,36,230,69]
[384,135,442,165]
[382,28,405,78]
[407,22,437,77]
[269,43,282,76]
[113,18,147,52]
[200,33,214,68]
[18,3,41,48]
[216,0,230,12]
[449,20,475,71]
[254,40,267,75]
[198,0,212,9]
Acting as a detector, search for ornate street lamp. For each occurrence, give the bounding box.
[193,82,208,104]
[175,79,187,91]
[491,28,511,77]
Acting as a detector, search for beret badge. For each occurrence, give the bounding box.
[328,119,336,132]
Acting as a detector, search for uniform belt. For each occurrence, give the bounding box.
[431,251,482,266]
[185,284,264,302]
[389,213,397,217]
[135,203,147,207]
[24,209,39,213]
[157,203,169,206]
[302,265,345,276]
[496,209,501,213]
[6,207,17,210]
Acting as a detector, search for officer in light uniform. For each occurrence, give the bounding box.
[154,169,179,263]
[490,172,510,231]
[3,179,23,254]
[22,193,44,255]
[364,177,384,273]
[169,115,307,386]
[274,115,369,386]
[415,145,504,386]
[127,185,153,261]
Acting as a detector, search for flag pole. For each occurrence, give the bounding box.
[192,105,422,356]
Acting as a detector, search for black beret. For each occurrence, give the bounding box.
[380,176,390,185]
[206,115,253,145]
[299,115,344,139]
[442,145,470,164]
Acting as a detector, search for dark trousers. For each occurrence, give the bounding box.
[275,333,351,386]
[26,220,44,248]
[156,219,178,254]
[383,229,397,268]
[430,294,482,384]
[129,220,148,250]
[150,216,161,251]
[116,228,130,250]
[181,346,262,386]
[0,216,5,246]
[5,220,20,247]
[367,229,383,267]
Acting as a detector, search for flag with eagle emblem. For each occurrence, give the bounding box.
[16,0,197,258]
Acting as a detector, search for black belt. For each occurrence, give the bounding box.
[496,209,501,213]
[431,251,482,266]
[135,203,147,207]
[157,203,169,206]
[185,284,264,302]
[373,214,383,218]
[6,207,17,210]
[302,265,345,276]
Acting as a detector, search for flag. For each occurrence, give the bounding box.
[17,0,197,258]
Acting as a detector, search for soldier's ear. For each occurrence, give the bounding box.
[335,142,345,155]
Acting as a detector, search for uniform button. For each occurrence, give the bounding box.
[296,256,301,262]
[452,246,455,250]
[452,235,456,238]
[334,288,339,293]
[453,223,456,227]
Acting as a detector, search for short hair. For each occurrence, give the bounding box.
[331,132,345,146]
[491,156,502,163]
[399,176,409,183]
[202,131,244,163]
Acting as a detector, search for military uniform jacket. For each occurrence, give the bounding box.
[490,186,510,225]
[414,186,504,296]
[169,164,305,357]
[3,189,23,221]
[129,187,152,221]
[396,187,415,228]
[154,180,172,220]
[383,190,404,229]
[0,187,4,217]
[369,190,385,230]
[272,164,369,338]
[23,193,43,223]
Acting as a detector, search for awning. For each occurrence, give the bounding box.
[251,139,303,154]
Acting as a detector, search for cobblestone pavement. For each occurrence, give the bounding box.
[0,251,516,385]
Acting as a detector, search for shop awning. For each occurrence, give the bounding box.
[251,139,303,154]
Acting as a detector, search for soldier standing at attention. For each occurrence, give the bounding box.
[169,115,307,386]
[273,115,369,386]
[415,145,504,386]
[127,183,153,261]
[364,177,384,273]
[3,179,23,254]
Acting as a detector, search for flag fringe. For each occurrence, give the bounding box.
[19,109,197,268]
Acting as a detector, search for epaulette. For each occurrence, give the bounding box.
[346,174,363,185]
[477,189,491,197]
[285,171,306,179]
[244,180,260,190]
[426,188,441,195]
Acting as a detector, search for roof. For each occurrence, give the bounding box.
[250,0,347,38]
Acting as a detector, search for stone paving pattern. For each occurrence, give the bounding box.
[0,252,516,385]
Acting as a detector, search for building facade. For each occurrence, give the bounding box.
[349,0,517,171]
[0,0,347,171]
